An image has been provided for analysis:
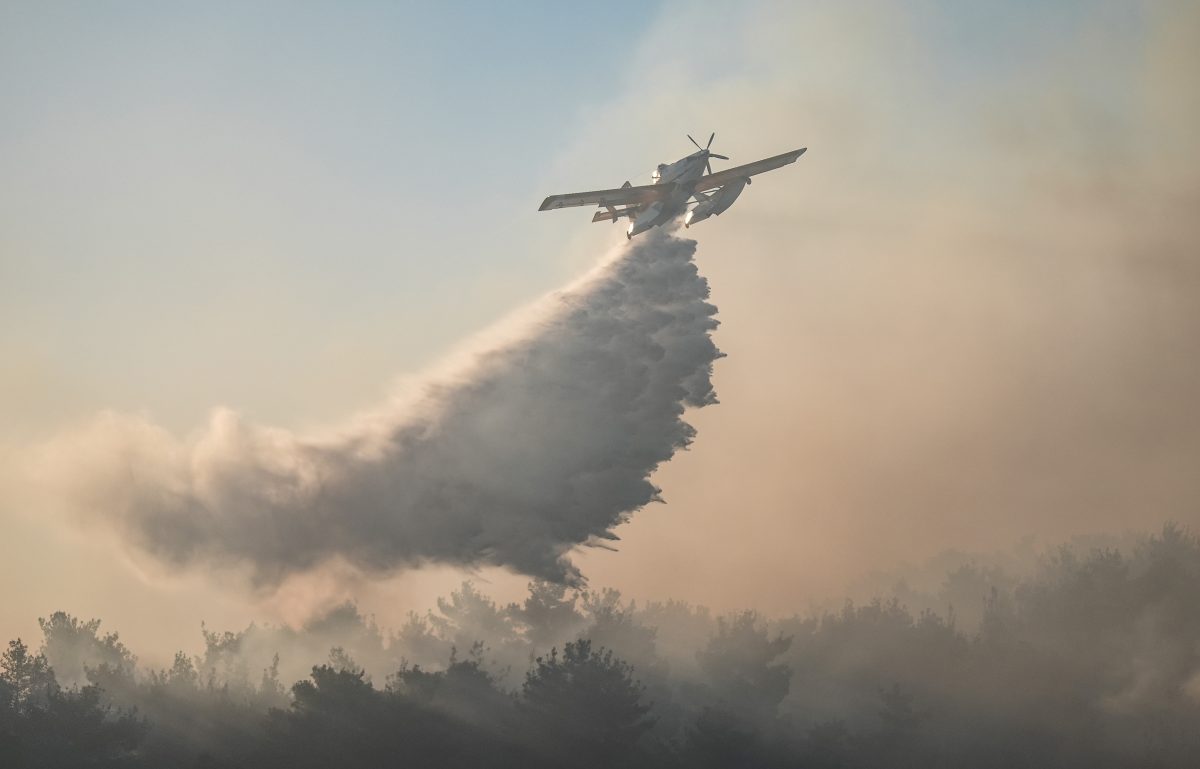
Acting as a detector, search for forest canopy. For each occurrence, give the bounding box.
[3,525,1199,768]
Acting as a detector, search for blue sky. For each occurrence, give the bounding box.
[0,1,662,434]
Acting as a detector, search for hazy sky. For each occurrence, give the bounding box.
[3,0,1198,661]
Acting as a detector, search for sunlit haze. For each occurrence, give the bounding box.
[3,0,1198,680]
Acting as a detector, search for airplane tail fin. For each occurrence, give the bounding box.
[621,181,632,188]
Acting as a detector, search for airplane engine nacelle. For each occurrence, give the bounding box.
[685,201,714,227]
[685,179,747,228]
[708,179,747,216]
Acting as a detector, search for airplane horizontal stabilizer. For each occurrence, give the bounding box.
[592,207,637,223]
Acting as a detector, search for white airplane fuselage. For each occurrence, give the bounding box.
[627,151,710,238]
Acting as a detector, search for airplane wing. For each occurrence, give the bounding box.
[538,182,662,211]
[691,148,807,193]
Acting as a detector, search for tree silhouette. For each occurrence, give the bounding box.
[521,639,654,767]
[682,705,756,768]
[23,685,147,766]
[2,526,1200,767]
[1,639,56,713]
[696,611,791,725]
[431,582,519,651]
[508,580,585,650]
[1,639,145,766]
[37,612,136,691]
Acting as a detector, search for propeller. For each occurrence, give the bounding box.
[687,132,729,175]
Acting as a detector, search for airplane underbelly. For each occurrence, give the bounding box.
[628,184,695,237]
[672,184,692,204]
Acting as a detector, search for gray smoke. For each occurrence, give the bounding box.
[37,230,721,586]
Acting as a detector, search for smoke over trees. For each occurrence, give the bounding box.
[2,525,1199,767]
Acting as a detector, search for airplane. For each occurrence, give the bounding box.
[538,134,806,239]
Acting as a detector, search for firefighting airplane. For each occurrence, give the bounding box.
[538,134,806,238]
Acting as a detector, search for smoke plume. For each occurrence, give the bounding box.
[32,230,721,586]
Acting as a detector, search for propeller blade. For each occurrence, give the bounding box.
[706,159,712,175]
[709,153,729,160]
[688,134,703,150]
[707,132,715,149]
